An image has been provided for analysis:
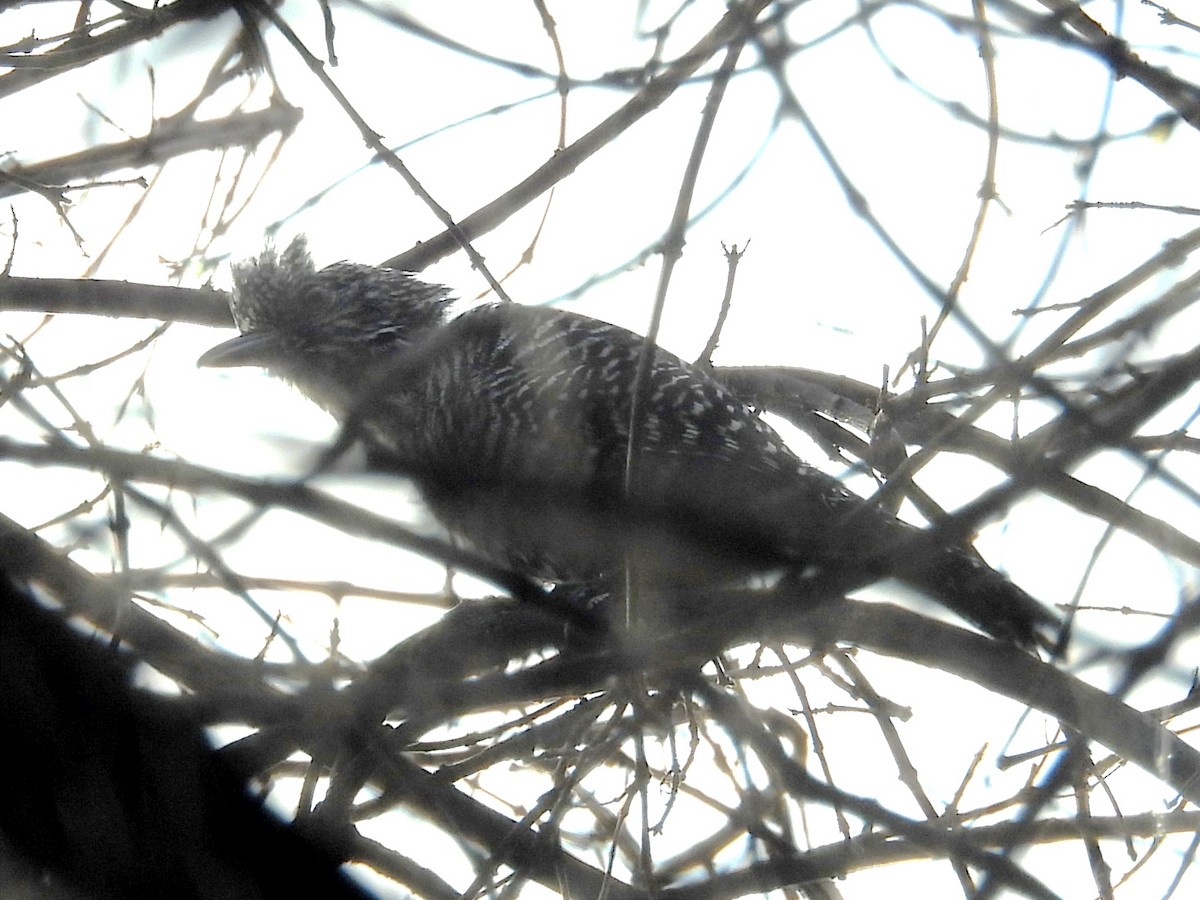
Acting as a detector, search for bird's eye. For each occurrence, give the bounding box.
[366,325,404,345]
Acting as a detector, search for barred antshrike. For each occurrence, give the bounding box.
[199,237,1058,649]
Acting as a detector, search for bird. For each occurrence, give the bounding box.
[198,237,1059,650]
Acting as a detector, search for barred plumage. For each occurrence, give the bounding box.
[199,237,1058,649]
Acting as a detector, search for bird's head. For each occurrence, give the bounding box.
[197,237,452,411]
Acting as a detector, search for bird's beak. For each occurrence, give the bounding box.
[197,332,281,369]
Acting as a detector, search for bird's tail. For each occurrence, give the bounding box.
[764,480,1062,652]
[891,538,1062,652]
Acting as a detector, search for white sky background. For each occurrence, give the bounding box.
[4,1,1200,897]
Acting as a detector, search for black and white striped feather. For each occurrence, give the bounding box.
[201,237,1058,649]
